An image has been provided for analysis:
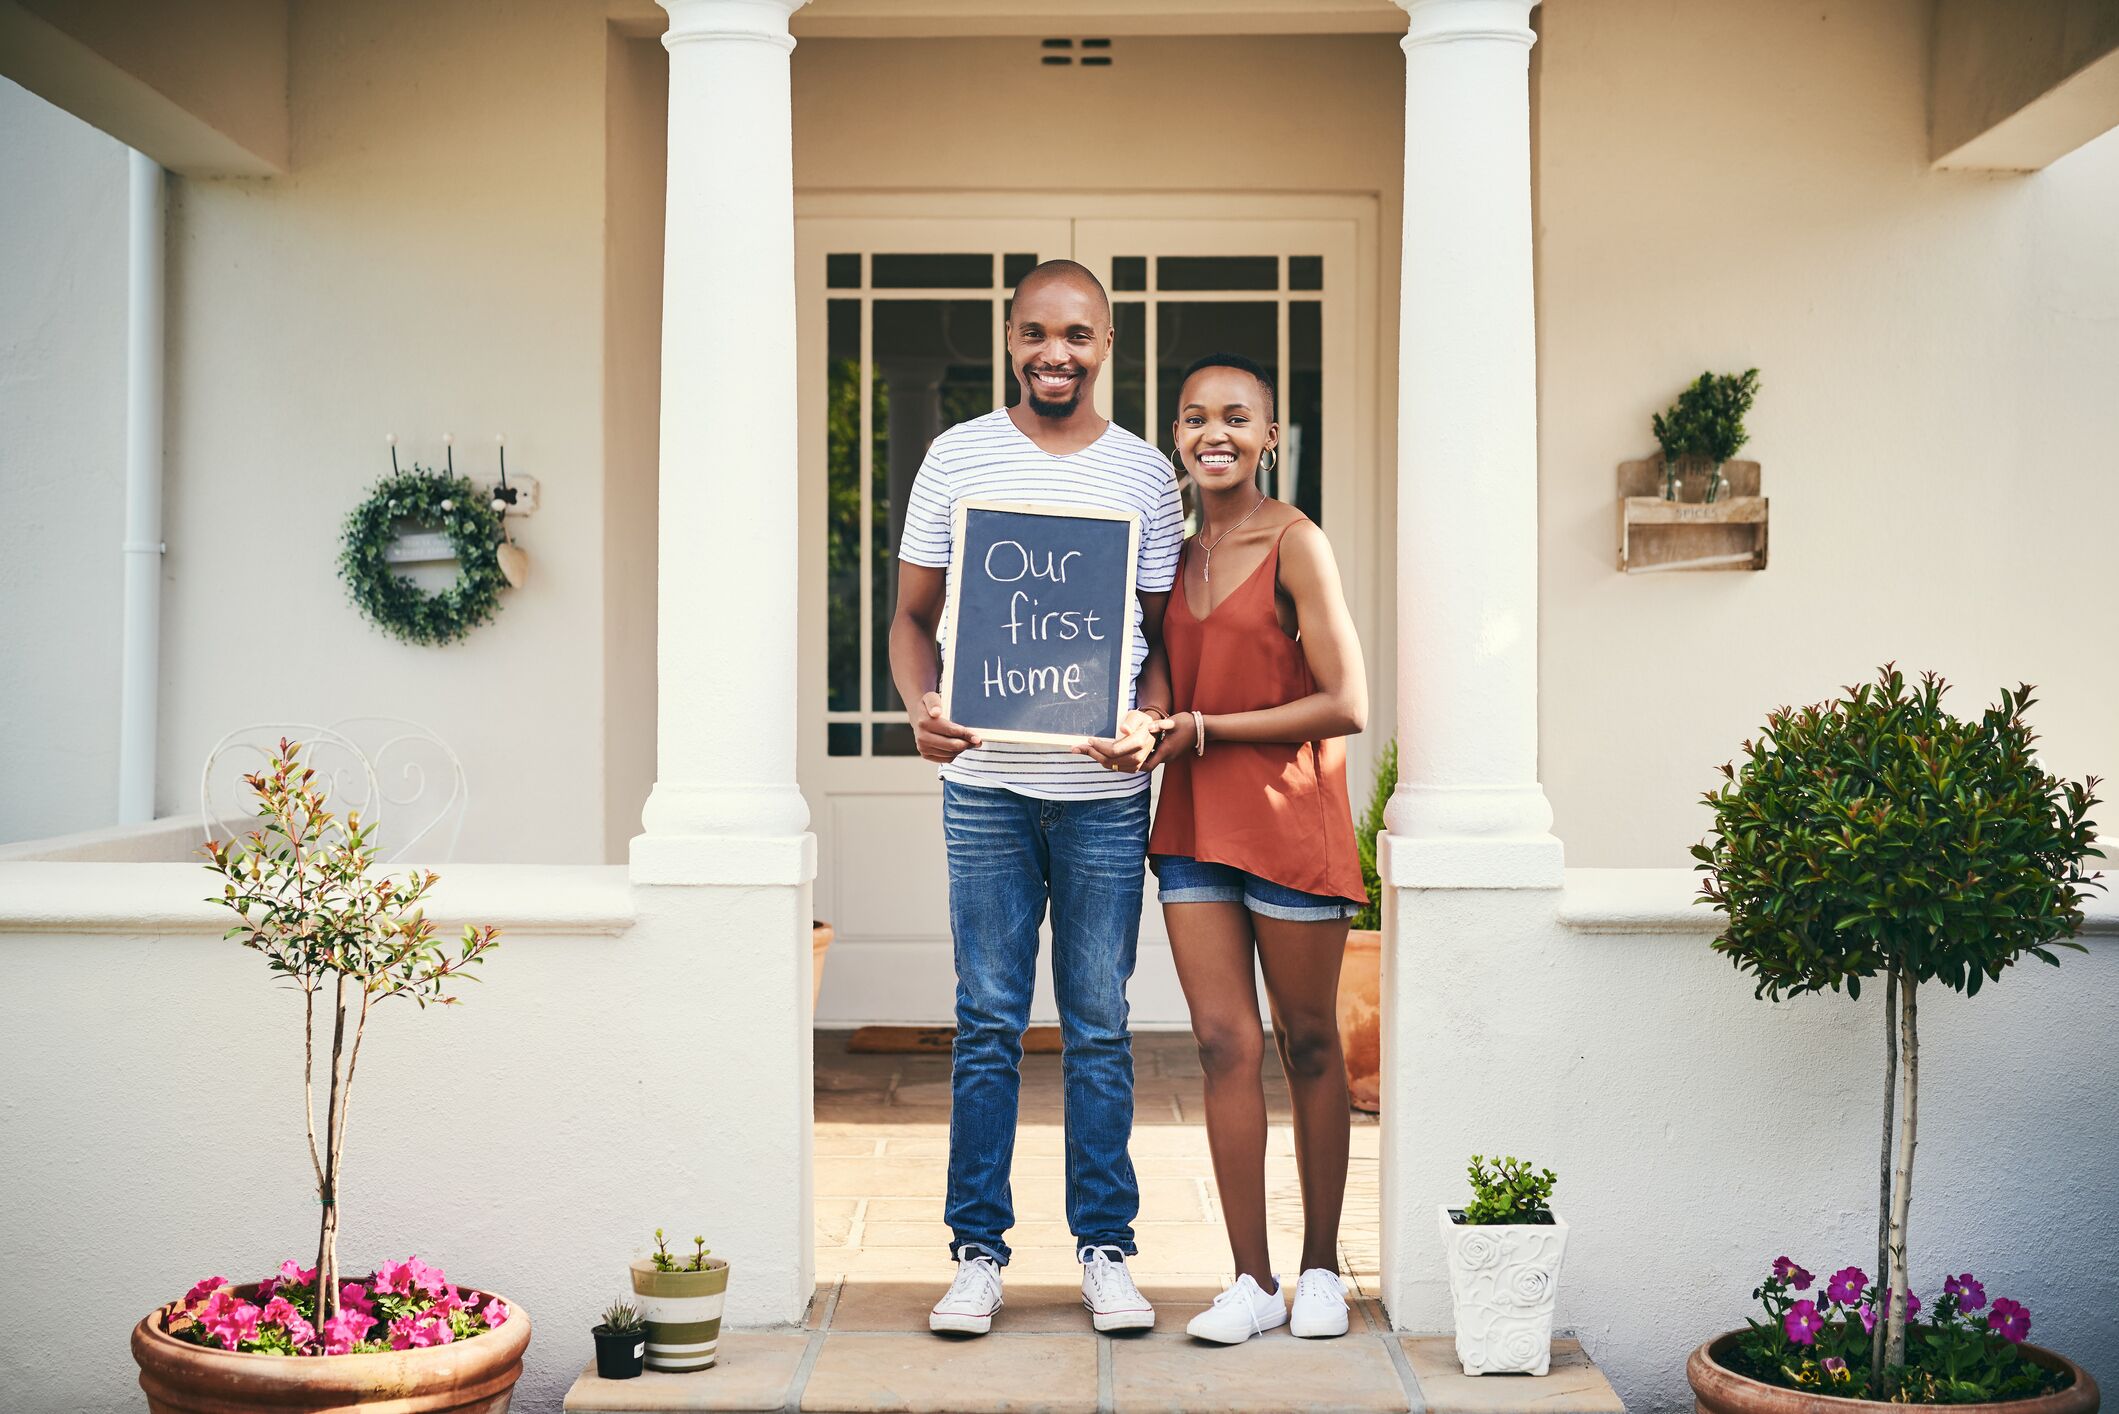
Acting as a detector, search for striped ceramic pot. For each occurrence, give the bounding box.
[628,1258,728,1372]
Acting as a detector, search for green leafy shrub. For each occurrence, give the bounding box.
[1351,739,1398,931]
[650,1229,714,1273]
[1694,666,2101,1391]
[1460,1155,1557,1225]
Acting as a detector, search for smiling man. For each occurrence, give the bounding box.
[888,260,1184,1336]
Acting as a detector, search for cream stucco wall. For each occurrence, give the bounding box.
[0,79,129,846]
[1535,0,2119,868]
[156,0,614,862]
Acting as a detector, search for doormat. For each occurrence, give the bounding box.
[846,1025,1064,1055]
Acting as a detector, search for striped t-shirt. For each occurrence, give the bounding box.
[899,408,1184,800]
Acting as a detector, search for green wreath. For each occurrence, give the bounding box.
[338,468,507,645]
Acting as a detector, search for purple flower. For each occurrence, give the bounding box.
[1784,1300,1824,1346]
[1823,1357,1849,1381]
[1860,1301,1876,1334]
[1863,1289,1921,1332]
[1827,1266,1868,1305]
[1945,1273,1988,1313]
[1988,1298,2030,1344]
[1771,1256,1816,1291]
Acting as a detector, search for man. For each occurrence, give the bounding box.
[889,259,1182,1335]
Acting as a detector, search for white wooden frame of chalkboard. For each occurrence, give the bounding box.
[939,499,1143,748]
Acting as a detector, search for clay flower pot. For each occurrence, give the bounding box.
[131,1285,530,1413]
[630,1258,728,1373]
[1336,928,1382,1112]
[1438,1204,1568,1376]
[1687,1331,2100,1414]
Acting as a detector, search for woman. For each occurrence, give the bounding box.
[1142,351,1368,1344]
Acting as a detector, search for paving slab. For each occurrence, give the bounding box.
[561,1334,810,1412]
[1109,1330,1412,1413]
[801,1331,1099,1413]
[1402,1337,1626,1414]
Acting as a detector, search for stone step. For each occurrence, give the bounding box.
[563,1318,1626,1413]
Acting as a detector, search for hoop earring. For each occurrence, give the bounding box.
[1259,447,1279,476]
[1169,447,1186,476]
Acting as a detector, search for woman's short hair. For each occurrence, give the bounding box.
[1177,351,1276,421]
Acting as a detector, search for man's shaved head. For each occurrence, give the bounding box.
[1012,259,1112,327]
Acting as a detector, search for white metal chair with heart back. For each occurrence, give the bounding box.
[200,724,381,858]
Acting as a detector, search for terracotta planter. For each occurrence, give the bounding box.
[629,1258,728,1373]
[812,920,834,1010]
[1688,1331,2099,1414]
[1336,928,1381,1112]
[132,1286,529,1414]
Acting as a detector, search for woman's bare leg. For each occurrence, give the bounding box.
[1255,914,1351,1274]
[1164,900,1274,1288]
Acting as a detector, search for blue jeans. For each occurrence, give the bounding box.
[942,780,1148,1265]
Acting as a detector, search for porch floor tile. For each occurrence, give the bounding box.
[565,1034,1624,1413]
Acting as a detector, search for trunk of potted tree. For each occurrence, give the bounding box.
[630,1259,729,1373]
[1438,1205,1569,1376]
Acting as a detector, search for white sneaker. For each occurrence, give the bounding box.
[930,1251,1003,1335]
[1079,1245,1155,1331]
[1185,1274,1288,1344]
[1290,1268,1350,1338]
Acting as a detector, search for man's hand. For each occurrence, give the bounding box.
[911,692,982,763]
[1076,709,1166,773]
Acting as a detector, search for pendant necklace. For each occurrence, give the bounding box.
[1198,492,1268,584]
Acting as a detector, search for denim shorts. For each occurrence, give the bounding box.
[1151,854,1360,922]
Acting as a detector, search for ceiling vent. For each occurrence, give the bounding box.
[1040,38,1114,67]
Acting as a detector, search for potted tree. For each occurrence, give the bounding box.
[1651,368,1759,502]
[593,1301,647,1381]
[1337,739,1397,1113]
[630,1230,729,1373]
[1689,668,2104,1411]
[1439,1155,1567,1376]
[130,741,527,1413]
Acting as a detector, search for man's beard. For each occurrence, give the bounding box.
[1027,389,1081,419]
[1023,367,1082,419]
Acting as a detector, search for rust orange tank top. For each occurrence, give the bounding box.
[1148,518,1366,905]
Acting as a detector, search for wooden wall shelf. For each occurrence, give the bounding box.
[1617,456,1768,573]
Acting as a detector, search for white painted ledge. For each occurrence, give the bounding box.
[0,862,636,936]
[1560,866,2119,938]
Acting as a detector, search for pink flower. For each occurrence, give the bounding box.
[181,1276,229,1311]
[1772,1256,1814,1291]
[1784,1300,1824,1346]
[255,1279,278,1305]
[372,1258,415,1296]
[1946,1273,1989,1313]
[278,1259,319,1287]
[482,1297,509,1328]
[1988,1298,2031,1344]
[260,1298,317,1349]
[404,1256,448,1298]
[320,1308,376,1355]
[197,1291,262,1351]
[431,1284,466,1316]
[1826,1266,1868,1306]
[339,1282,375,1314]
[388,1313,455,1350]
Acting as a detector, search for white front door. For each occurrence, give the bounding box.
[797,205,1373,1025]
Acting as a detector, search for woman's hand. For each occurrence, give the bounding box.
[1077,709,1166,773]
[1139,712,1196,772]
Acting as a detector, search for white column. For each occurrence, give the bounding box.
[634,0,813,880]
[117,150,164,825]
[629,0,816,1329]
[1383,0,1561,889]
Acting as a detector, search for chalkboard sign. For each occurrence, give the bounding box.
[940,500,1142,746]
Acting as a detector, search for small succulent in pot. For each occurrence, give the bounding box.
[632,1230,729,1372]
[593,1301,646,1381]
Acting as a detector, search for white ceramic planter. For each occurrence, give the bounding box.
[1437,1204,1569,1376]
